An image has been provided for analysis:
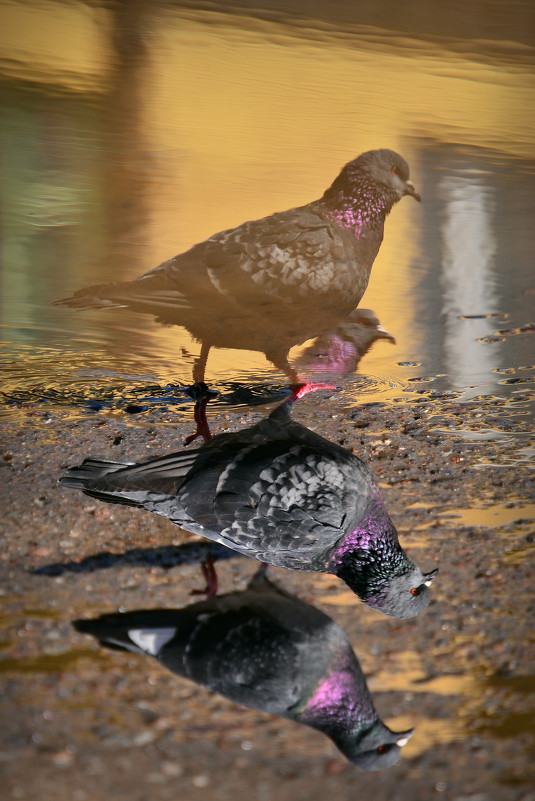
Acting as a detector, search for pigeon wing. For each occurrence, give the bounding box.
[105,206,360,321]
[173,607,303,715]
[171,440,373,568]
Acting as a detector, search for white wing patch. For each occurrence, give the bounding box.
[128,628,176,655]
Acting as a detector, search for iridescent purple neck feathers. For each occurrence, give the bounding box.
[297,646,376,738]
[328,495,403,570]
[322,495,435,619]
[318,171,398,238]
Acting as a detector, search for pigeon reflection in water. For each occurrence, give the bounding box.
[74,569,414,770]
[55,149,420,387]
[296,309,395,378]
[60,400,437,619]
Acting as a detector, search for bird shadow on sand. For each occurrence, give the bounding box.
[30,541,237,577]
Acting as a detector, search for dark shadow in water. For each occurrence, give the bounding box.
[0,312,395,425]
[31,541,235,577]
[72,568,414,771]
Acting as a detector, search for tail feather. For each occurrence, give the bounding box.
[54,283,127,310]
[60,458,133,490]
[73,488,145,507]
[54,279,191,315]
[74,612,181,656]
[60,458,146,506]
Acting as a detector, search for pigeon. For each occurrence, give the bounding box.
[73,569,415,770]
[55,149,420,385]
[295,308,396,377]
[60,400,437,618]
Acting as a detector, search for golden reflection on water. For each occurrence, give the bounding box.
[370,650,480,757]
[0,1,112,89]
[1,0,534,383]
[438,503,535,528]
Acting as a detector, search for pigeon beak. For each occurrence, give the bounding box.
[396,728,415,747]
[423,567,439,587]
[376,324,396,344]
[404,180,421,202]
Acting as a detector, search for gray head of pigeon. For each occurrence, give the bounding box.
[323,148,421,210]
[339,720,415,771]
[354,148,421,202]
[331,507,439,619]
[364,566,440,619]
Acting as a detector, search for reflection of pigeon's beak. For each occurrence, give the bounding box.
[396,728,415,747]
[375,324,396,344]
[423,567,439,586]
[404,180,421,202]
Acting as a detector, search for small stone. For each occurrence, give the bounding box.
[161,762,183,777]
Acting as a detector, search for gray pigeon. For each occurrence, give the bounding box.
[60,400,437,618]
[74,569,415,770]
[55,149,420,384]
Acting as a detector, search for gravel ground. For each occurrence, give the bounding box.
[1,391,534,801]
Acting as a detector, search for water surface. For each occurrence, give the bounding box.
[0,0,534,792]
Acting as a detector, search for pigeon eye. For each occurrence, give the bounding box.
[391,166,398,175]
[410,587,420,596]
[377,745,387,753]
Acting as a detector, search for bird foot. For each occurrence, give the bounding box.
[184,383,218,445]
[190,554,218,598]
[183,382,219,403]
[289,382,336,402]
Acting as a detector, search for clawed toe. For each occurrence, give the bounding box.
[190,554,218,598]
[289,382,336,402]
[184,383,218,444]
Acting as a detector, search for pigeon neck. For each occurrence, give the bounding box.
[295,647,377,740]
[318,172,396,237]
[326,498,412,600]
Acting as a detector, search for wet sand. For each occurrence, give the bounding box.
[1,392,533,801]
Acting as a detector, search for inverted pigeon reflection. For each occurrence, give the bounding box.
[55,149,419,388]
[295,309,395,378]
[60,399,437,619]
[73,569,414,770]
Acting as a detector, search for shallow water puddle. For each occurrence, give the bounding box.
[438,504,535,528]
[370,651,484,756]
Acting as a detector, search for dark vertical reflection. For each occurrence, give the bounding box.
[101,0,153,276]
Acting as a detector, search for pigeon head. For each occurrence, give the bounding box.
[355,149,421,202]
[320,148,420,216]
[331,508,438,619]
[340,720,415,771]
[364,566,439,619]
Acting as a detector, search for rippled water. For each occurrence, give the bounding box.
[1,1,534,429]
[0,1,534,796]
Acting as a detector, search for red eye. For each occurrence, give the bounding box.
[391,166,398,175]
[411,587,420,596]
[377,745,387,753]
